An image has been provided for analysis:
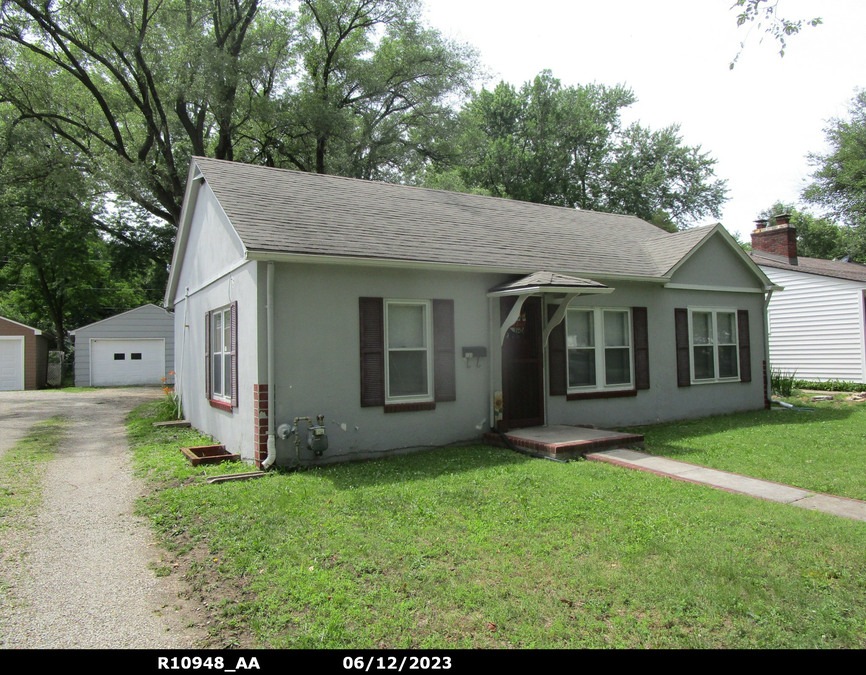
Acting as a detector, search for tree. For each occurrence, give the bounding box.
[0,109,156,350]
[448,71,727,229]
[0,0,477,238]
[730,0,822,68]
[263,0,477,180]
[0,0,290,232]
[804,90,866,230]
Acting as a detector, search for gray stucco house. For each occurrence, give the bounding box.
[71,304,174,387]
[165,157,777,468]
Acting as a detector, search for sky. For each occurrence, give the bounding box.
[421,0,866,241]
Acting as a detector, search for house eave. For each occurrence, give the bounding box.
[243,249,671,284]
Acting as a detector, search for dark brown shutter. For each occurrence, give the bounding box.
[675,308,691,387]
[548,304,566,396]
[632,307,650,390]
[359,297,385,407]
[433,299,456,402]
[204,311,211,399]
[737,309,751,383]
[230,301,239,408]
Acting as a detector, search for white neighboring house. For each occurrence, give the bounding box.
[71,304,174,387]
[750,215,866,383]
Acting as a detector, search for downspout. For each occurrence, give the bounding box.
[764,289,774,406]
[262,262,277,469]
[176,287,190,414]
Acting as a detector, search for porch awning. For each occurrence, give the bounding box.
[487,271,613,297]
[488,271,614,346]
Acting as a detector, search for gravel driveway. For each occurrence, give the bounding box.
[0,388,204,648]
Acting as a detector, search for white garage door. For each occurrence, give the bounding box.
[91,339,165,386]
[0,337,25,391]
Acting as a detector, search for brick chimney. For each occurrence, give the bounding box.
[751,213,798,265]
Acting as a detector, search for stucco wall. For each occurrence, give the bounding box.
[171,254,768,466]
[669,232,765,290]
[267,263,508,465]
[72,305,175,387]
[174,183,246,300]
[545,282,767,429]
[174,261,259,460]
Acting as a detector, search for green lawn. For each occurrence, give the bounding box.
[131,402,866,649]
[632,396,866,501]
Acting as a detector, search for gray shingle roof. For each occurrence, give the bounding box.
[489,271,610,293]
[193,157,717,279]
[751,252,866,284]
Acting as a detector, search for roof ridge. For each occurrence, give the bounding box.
[193,156,649,222]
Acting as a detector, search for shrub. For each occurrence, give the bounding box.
[792,379,866,393]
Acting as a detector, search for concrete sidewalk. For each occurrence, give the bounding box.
[586,448,866,523]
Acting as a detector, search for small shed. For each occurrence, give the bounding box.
[0,316,49,391]
[72,304,174,387]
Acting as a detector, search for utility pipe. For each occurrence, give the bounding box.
[262,262,277,469]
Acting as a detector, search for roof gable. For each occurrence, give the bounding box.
[70,304,172,334]
[0,316,41,335]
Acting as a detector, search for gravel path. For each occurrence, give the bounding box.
[0,389,204,648]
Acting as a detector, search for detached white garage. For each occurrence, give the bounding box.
[72,305,174,387]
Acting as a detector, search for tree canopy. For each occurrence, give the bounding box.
[0,0,477,233]
[0,110,158,349]
[432,71,727,230]
[804,90,866,230]
[730,0,822,67]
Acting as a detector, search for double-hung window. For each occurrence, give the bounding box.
[384,300,433,402]
[206,302,237,409]
[566,308,633,391]
[212,307,232,401]
[689,309,739,382]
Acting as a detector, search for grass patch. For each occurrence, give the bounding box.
[130,402,866,649]
[128,402,256,486]
[633,399,866,501]
[0,416,66,526]
[0,416,66,622]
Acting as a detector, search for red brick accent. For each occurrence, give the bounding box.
[253,384,269,468]
[384,401,436,413]
[751,224,798,264]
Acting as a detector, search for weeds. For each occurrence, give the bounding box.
[771,368,797,397]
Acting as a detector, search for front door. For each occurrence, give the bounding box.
[500,296,544,430]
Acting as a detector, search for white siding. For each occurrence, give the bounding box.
[763,267,866,382]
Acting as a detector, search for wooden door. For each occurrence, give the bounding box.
[500,296,544,430]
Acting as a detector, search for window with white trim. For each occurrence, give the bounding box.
[212,306,232,401]
[689,309,739,383]
[384,300,433,403]
[566,308,633,391]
